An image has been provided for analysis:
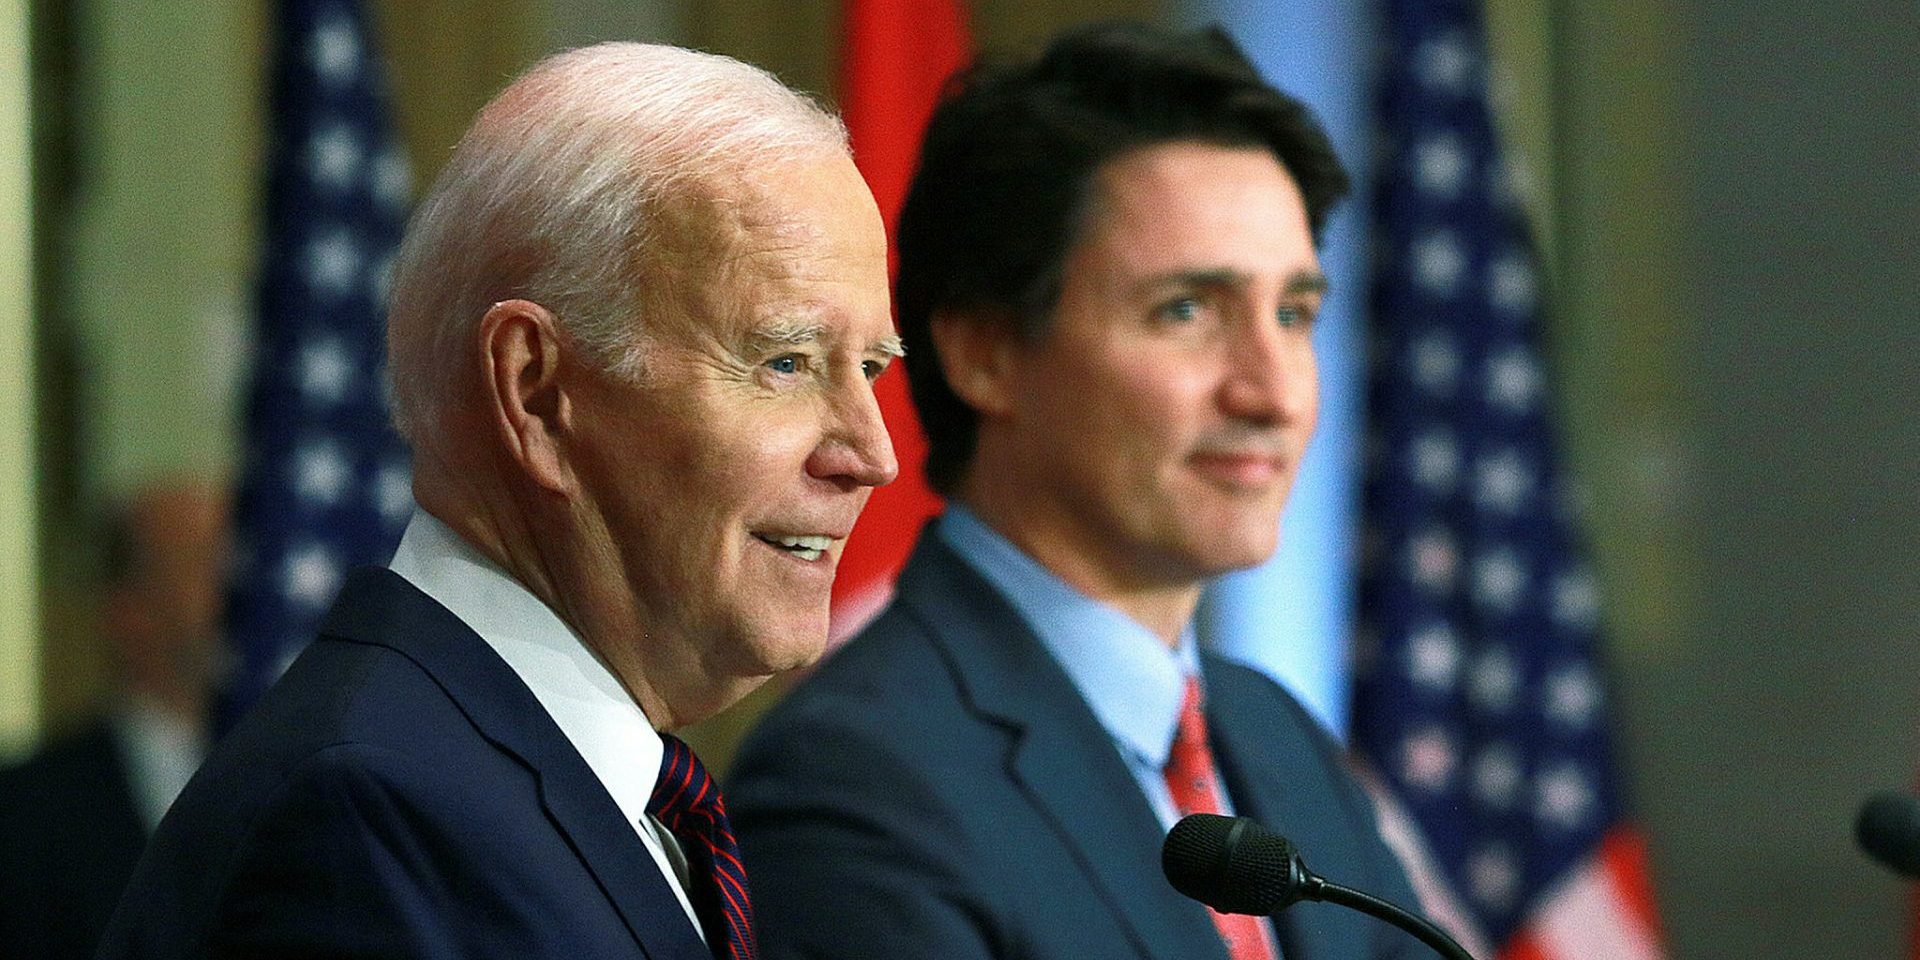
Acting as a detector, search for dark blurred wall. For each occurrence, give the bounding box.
[374,0,543,191]
[1626,0,1920,956]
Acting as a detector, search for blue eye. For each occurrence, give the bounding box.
[767,355,802,374]
[1158,297,1202,324]
[1276,305,1303,328]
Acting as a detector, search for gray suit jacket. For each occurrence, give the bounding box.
[729,528,1425,960]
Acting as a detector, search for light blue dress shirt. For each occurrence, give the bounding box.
[938,506,1238,831]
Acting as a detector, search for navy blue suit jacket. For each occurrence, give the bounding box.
[98,568,713,960]
[0,720,148,960]
[730,530,1425,960]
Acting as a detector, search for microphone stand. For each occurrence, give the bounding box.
[1293,874,1476,960]
[1162,813,1479,960]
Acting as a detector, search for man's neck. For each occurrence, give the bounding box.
[951,487,1203,648]
[411,475,735,733]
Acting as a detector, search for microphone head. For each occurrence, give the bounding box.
[1856,791,1920,879]
[1162,813,1308,915]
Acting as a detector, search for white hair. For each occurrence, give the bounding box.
[386,42,849,447]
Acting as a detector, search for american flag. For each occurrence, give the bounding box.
[221,0,413,723]
[1349,2,1664,958]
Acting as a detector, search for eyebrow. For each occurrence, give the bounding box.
[749,319,828,349]
[1286,270,1331,297]
[748,320,907,359]
[1136,268,1331,299]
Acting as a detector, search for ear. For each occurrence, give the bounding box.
[928,308,1020,420]
[478,299,574,495]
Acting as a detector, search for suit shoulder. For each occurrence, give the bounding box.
[164,732,514,872]
[732,604,995,817]
[1203,654,1344,749]
[104,740,544,958]
[746,603,955,737]
[222,634,478,761]
[240,738,531,847]
[809,601,952,691]
[137,639,522,890]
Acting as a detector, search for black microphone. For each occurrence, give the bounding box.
[1163,813,1477,960]
[1855,791,1920,879]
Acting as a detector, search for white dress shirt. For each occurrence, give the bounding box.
[387,510,704,940]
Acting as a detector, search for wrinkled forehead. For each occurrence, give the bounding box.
[640,155,882,315]
[633,174,805,324]
[638,155,823,264]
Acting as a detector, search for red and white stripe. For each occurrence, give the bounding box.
[1359,767,1663,960]
[1359,766,1496,959]
[1500,830,1663,960]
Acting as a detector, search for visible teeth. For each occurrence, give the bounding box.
[759,534,830,561]
[774,535,832,551]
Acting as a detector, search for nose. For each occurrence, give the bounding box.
[806,370,900,489]
[1219,316,1317,427]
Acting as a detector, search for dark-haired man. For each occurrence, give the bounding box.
[730,21,1423,960]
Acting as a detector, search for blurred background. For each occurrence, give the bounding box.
[0,0,1914,957]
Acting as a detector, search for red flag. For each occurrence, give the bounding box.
[829,0,972,637]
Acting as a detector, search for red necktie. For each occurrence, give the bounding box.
[649,733,758,960]
[1165,677,1280,960]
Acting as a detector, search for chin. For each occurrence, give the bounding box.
[762,635,830,674]
[735,614,833,675]
[1186,526,1283,576]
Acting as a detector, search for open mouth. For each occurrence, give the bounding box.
[753,533,833,562]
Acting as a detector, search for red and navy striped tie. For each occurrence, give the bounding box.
[648,733,757,960]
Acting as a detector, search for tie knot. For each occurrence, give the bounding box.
[648,732,723,830]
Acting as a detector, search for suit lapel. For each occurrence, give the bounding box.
[1208,657,1370,960]
[894,535,1229,960]
[318,568,711,960]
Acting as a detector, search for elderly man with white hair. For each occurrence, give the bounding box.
[98,42,899,960]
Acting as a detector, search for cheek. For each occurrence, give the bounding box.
[593,410,740,536]
[1100,360,1214,450]
[1050,360,1207,498]
[1014,339,1201,470]
[685,405,823,502]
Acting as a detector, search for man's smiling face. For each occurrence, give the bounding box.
[566,150,900,691]
[987,142,1324,597]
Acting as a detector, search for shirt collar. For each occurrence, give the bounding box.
[937,505,1198,769]
[387,510,665,827]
